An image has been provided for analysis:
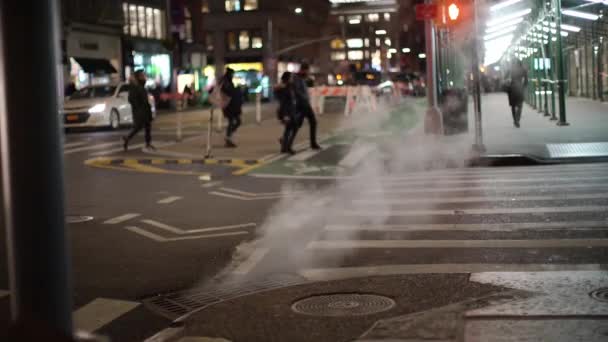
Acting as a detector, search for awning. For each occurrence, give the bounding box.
[73,57,117,74]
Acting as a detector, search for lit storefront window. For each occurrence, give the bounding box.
[244,0,258,11]
[185,7,193,43]
[225,0,241,12]
[202,0,210,13]
[384,13,391,21]
[348,50,364,60]
[123,3,129,34]
[129,5,138,36]
[330,39,346,49]
[132,52,171,88]
[367,13,380,22]
[227,32,237,51]
[123,3,165,40]
[347,38,364,49]
[252,35,263,49]
[239,31,250,50]
[146,7,154,38]
[331,52,346,61]
[137,6,146,37]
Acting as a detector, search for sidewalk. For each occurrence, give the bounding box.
[469,93,608,160]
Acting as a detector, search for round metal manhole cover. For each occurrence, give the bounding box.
[291,293,395,317]
[66,215,94,224]
[589,288,608,302]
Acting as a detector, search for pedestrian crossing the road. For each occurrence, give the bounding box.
[264,163,608,281]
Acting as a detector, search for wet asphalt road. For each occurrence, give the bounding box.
[0,125,607,341]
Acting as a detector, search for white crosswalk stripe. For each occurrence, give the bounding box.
[292,164,608,281]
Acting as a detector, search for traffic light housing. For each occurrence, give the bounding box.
[447,3,460,21]
[436,0,471,28]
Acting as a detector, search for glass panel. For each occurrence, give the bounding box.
[384,38,391,46]
[225,0,241,12]
[129,5,138,36]
[123,3,129,34]
[154,9,163,39]
[138,6,146,37]
[227,32,237,51]
[239,31,250,50]
[348,15,362,25]
[364,38,370,47]
[244,0,258,11]
[384,13,391,21]
[202,0,210,13]
[206,34,214,51]
[146,7,154,38]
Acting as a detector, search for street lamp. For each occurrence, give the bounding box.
[295,7,303,14]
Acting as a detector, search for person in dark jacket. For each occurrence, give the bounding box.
[506,60,528,128]
[275,72,299,155]
[123,70,154,150]
[221,68,243,148]
[293,63,321,150]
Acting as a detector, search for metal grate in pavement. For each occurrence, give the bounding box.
[143,274,308,319]
[291,293,396,317]
[546,143,608,158]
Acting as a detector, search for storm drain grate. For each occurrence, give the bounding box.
[589,288,608,303]
[143,274,307,319]
[66,215,94,224]
[546,143,608,158]
[291,293,396,317]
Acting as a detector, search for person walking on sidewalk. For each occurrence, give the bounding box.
[221,68,243,148]
[505,60,528,128]
[123,70,154,151]
[275,72,299,155]
[293,63,322,150]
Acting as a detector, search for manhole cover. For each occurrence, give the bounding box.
[66,215,94,224]
[589,288,608,302]
[291,293,395,317]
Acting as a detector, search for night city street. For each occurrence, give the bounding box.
[1,1,608,342]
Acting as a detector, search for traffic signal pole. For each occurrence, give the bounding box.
[472,0,485,152]
[424,1,442,135]
[554,0,569,126]
[0,1,73,338]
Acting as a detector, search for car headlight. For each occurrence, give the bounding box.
[88,103,106,113]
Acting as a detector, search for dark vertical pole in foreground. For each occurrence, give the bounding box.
[554,0,569,125]
[472,0,485,153]
[0,0,73,337]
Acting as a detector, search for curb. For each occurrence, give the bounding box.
[85,157,262,176]
[470,154,608,167]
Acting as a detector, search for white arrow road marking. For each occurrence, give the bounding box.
[157,196,183,204]
[325,221,608,232]
[307,239,608,249]
[298,264,602,282]
[103,213,141,225]
[141,219,256,234]
[73,298,140,332]
[341,205,608,217]
[288,146,326,161]
[209,191,283,201]
[233,247,270,275]
[125,226,248,242]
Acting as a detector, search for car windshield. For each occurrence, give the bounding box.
[69,86,116,99]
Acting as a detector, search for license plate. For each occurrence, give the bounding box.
[67,115,79,121]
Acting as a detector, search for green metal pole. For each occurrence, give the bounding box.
[599,37,604,102]
[549,17,557,120]
[554,0,569,126]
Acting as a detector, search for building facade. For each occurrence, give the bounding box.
[200,0,330,93]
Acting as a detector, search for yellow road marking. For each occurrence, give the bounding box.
[233,162,265,176]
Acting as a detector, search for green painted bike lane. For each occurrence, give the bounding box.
[250,99,425,178]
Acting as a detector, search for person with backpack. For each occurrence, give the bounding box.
[219,68,243,148]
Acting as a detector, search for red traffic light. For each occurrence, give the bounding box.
[448,3,460,21]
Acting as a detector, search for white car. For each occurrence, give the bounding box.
[62,83,155,129]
